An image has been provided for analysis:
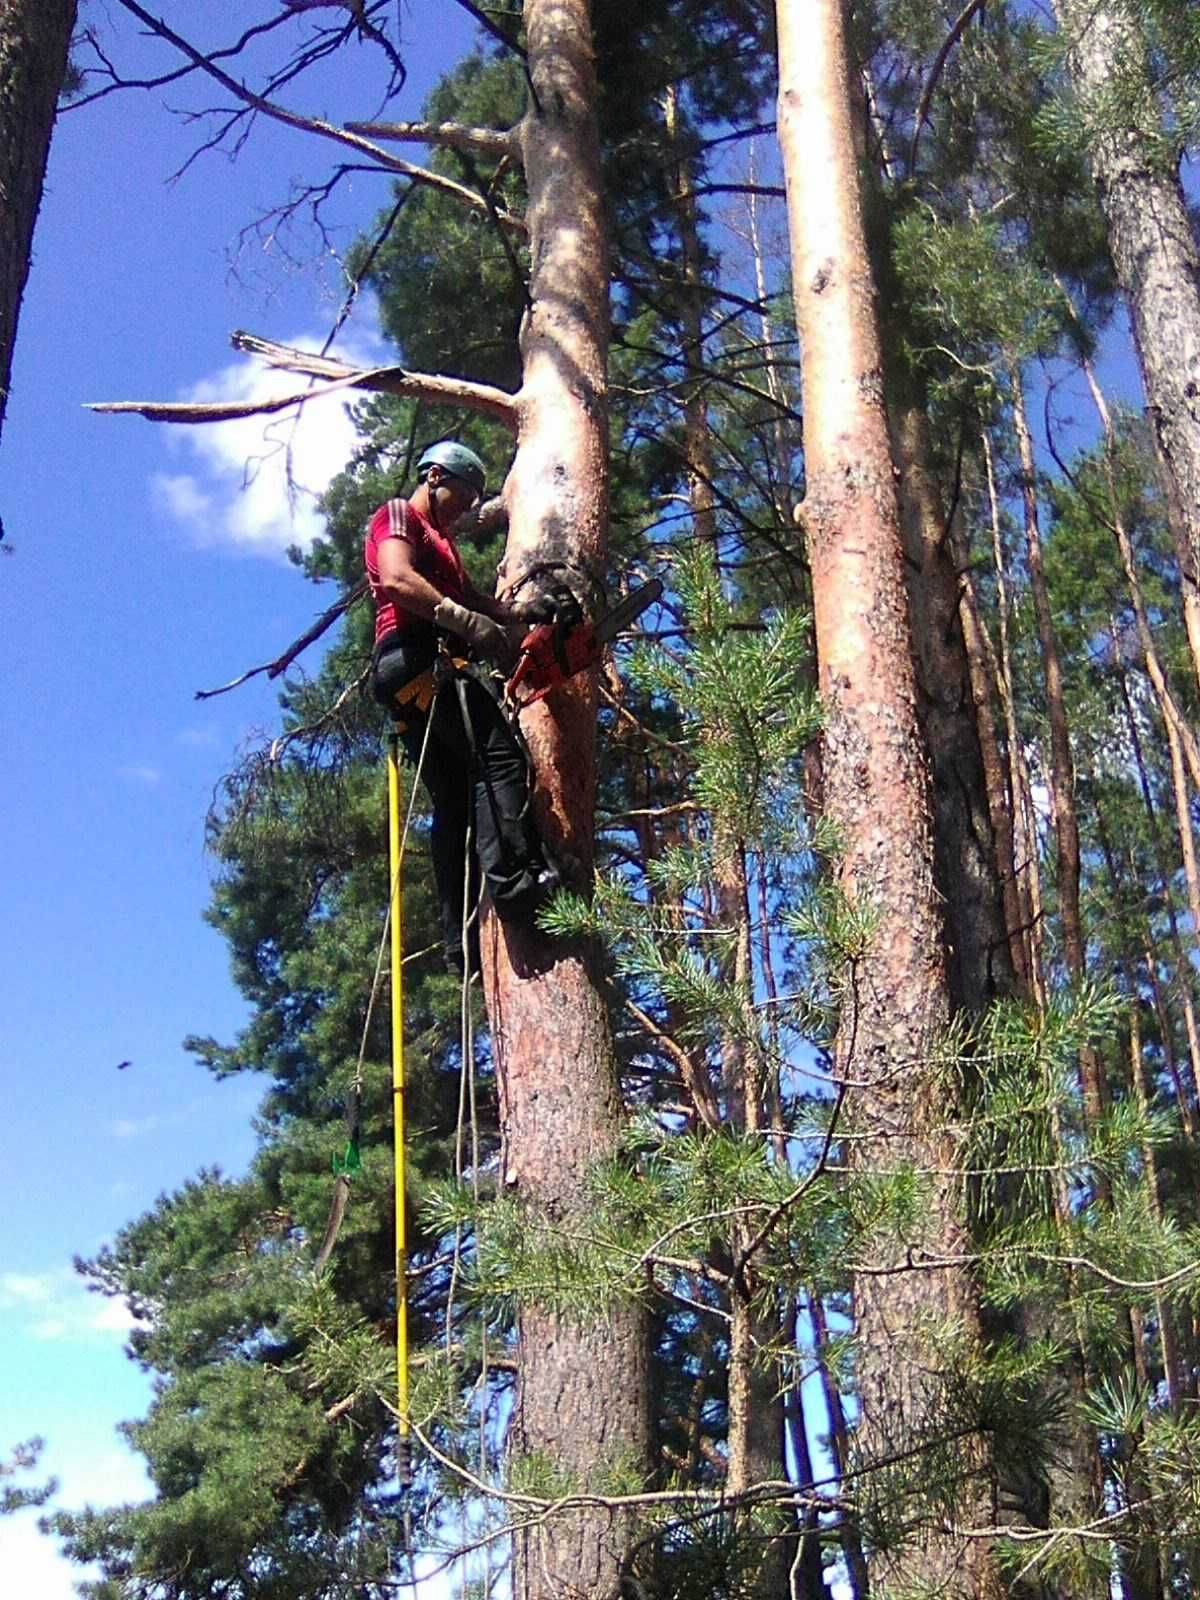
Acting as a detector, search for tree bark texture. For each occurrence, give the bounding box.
[892,403,1015,1013]
[957,558,1034,999]
[777,1,1000,1590]
[0,0,76,444]
[486,4,651,1596]
[1011,366,1110,1144]
[1054,0,1200,694]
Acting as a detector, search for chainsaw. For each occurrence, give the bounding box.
[506,578,663,709]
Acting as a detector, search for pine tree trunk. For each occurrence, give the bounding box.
[0,0,76,444]
[1111,657,1200,1128]
[957,557,1034,998]
[1011,365,1109,1140]
[783,1312,833,1600]
[491,5,650,1594]
[1053,0,1200,694]
[777,1,1001,1589]
[892,402,1015,1012]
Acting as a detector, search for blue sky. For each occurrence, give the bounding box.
[0,7,473,1594]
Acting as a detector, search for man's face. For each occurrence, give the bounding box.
[429,466,481,525]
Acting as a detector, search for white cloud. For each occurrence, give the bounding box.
[155,329,384,557]
[116,764,161,787]
[0,1266,139,1346]
[29,1316,70,1342]
[89,1300,138,1337]
[0,1272,56,1305]
[0,1517,91,1600]
[107,1115,161,1140]
[152,472,213,527]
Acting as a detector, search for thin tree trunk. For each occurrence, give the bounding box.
[1111,652,1200,1129]
[982,429,1049,1006]
[957,559,1033,997]
[810,1295,868,1600]
[1128,1001,1186,1411]
[784,1305,832,1600]
[490,5,650,1594]
[0,0,77,447]
[778,1,1001,1587]
[1011,364,1109,1135]
[1053,0,1200,695]
[1080,352,1200,795]
[892,402,1015,1011]
[663,87,792,1585]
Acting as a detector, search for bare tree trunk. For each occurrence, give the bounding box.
[490,5,650,1594]
[777,1,1001,1588]
[0,0,76,447]
[1011,364,1109,1136]
[892,402,1015,1012]
[810,1296,868,1599]
[982,430,1050,1007]
[957,559,1034,997]
[1111,653,1200,1129]
[1053,0,1200,694]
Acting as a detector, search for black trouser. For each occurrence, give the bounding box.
[373,637,546,963]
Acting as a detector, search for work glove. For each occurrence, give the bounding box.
[434,597,517,672]
[510,583,583,630]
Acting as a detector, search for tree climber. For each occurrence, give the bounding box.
[366,440,560,976]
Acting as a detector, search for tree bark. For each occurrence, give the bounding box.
[777,1,1001,1589]
[1053,0,1200,695]
[0,0,76,447]
[982,430,1050,1007]
[1011,365,1110,1141]
[487,5,650,1596]
[957,557,1034,998]
[810,1295,868,1599]
[892,402,1015,1012]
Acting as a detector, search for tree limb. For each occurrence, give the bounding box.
[908,0,988,173]
[88,332,520,430]
[195,579,368,700]
[109,0,526,230]
[344,118,519,160]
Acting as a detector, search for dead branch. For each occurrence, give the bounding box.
[908,0,988,172]
[195,579,367,701]
[345,118,519,161]
[88,333,519,431]
[107,1,526,231]
[448,0,528,61]
[267,670,370,764]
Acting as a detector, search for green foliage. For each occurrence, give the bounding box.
[892,209,1067,409]
[0,1439,54,1516]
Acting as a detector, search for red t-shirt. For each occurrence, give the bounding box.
[365,498,469,646]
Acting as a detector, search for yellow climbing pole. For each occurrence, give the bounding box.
[387,733,412,1486]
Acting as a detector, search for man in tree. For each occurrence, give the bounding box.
[367,440,559,975]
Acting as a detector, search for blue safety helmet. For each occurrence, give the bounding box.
[417,440,487,498]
